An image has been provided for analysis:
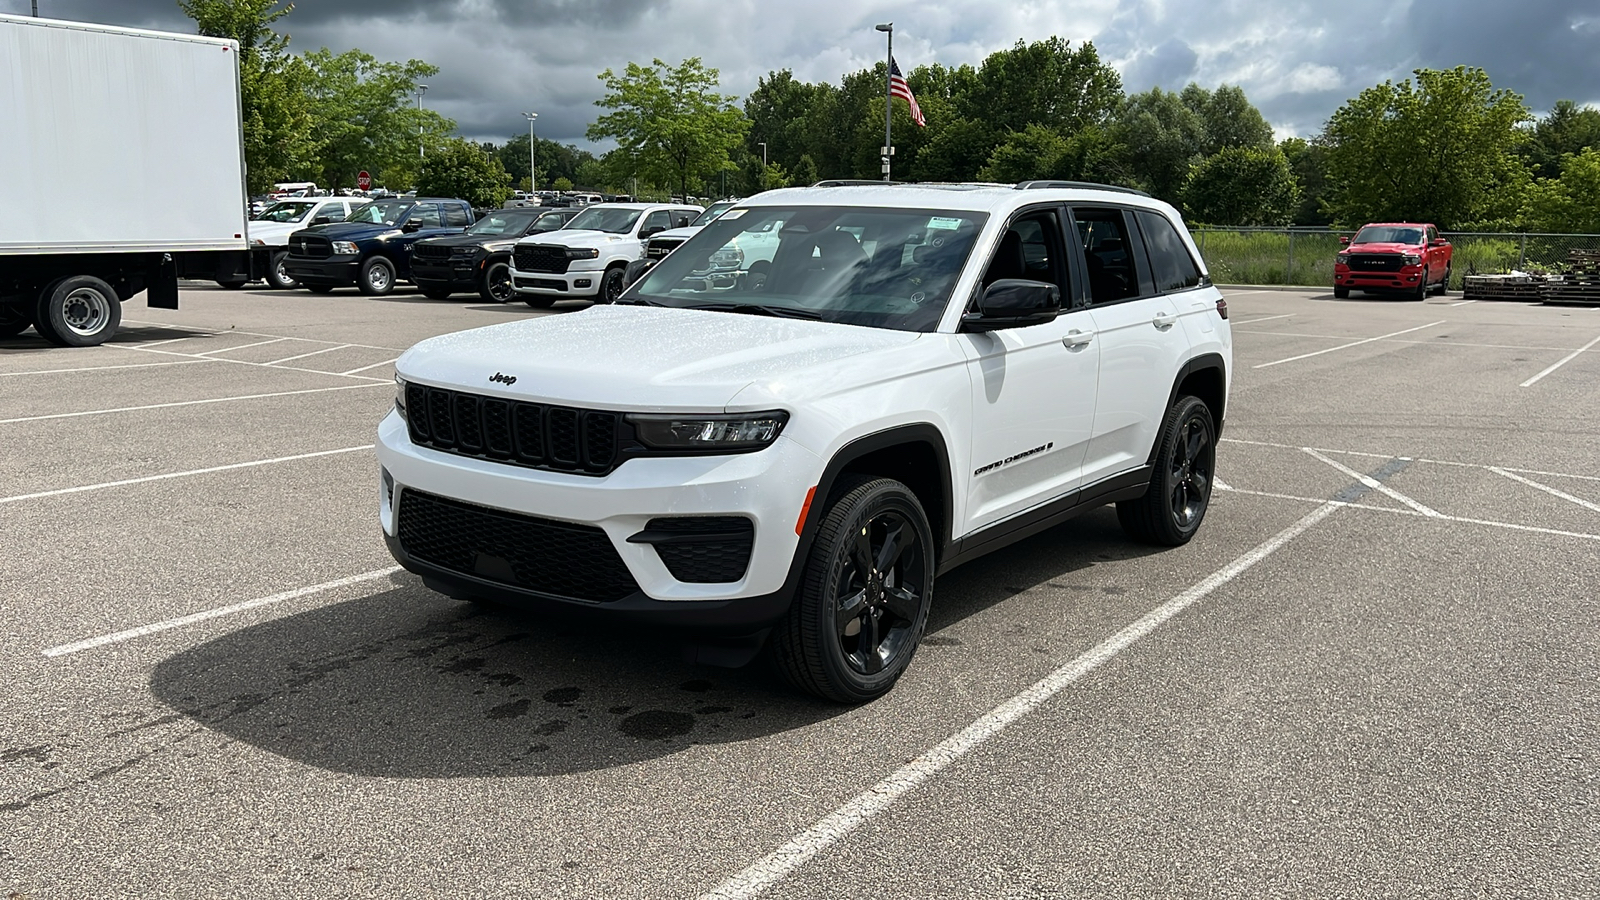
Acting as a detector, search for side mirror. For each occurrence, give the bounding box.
[312,215,334,225]
[1431,238,1449,247]
[1339,236,1350,245]
[623,258,655,289]
[401,220,423,233]
[638,226,663,239]
[961,279,1060,332]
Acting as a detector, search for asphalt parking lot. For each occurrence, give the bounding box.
[3,282,1597,899]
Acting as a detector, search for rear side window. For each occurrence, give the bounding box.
[1135,210,1202,293]
[410,204,444,228]
[444,204,471,227]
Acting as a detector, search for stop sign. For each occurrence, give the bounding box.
[357,170,371,190]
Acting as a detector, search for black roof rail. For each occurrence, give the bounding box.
[810,179,898,187]
[1014,180,1150,197]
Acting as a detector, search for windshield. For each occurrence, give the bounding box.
[691,201,736,227]
[1353,226,1424,245]
[532,211,572,232]
[467,211,538,236]
[629,206,987,333]
[346,200,413,225]
[253,201,315,223]
[565,206,643,234]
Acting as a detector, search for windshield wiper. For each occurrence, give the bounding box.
[614,296,664,307]
[686,303,823,320]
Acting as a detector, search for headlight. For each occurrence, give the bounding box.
[628,411,789,452]
[710,246,745,268]
[331,240,360,255]
[1336,253,1349,264]
[566,248,600,259]
[1403,254,1422,266]
[394,374,407,420]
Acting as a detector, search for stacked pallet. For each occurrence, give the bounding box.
[1543,249,1600,306]
[1463,274,1544,302]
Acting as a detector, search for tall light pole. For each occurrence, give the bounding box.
[875,22,893,181]
[414,84,429,160]
[522,111,538,194]
[32,1,39,16]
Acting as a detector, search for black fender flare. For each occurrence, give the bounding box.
[1147,353,1228,465]
[796,423,957,566]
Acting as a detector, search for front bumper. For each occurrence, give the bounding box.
[284,256,361,286]
[508,264,603,298]
[375,410,821,625]
[411,259,483,291]
[1335,263,1424,291]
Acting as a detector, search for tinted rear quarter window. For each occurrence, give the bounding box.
[444,204,471,227]
[1135,210,1202,293]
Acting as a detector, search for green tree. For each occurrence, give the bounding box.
[1182,147,1298,225]
[978,125,1069,182]
[1181,83,1274,156]
[1518,148,1600,233]
[588,57,749,201]
[1322,66,1531,228]
[415,138,511,208]
[301,48,450,191]
[1279,137,1333,225]
[1522,100,1600,180]
[552,176,574,192]
[178,0,313,194]
[493,133,597,193]
[1112,86,1206,201]
[961,38,1122,134]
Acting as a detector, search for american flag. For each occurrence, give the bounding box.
[890,57,926,127]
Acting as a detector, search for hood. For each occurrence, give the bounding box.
[650,225,704,242]
[1346,242,1423,254]
[246,220,307,244]
[397,305,919,411]
[303,222,398,241]
[518,230,628,249]
[416,233,520,252]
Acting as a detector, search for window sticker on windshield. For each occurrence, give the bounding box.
[928,217,963,230]
[720,209,747,220]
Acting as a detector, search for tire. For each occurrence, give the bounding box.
[357,256,396,296]
[746,260,771,291]
[479,260,514,303]
[1433,263,1450,296]
[597,265,626,304]
[1333,286,1350,299]
[305,284,336,295]
[265,250,298,290]
[421,286,454,300]
[767,476,936,703]
[1413,267,1429,301]
[34,275,122,347]
[1116,395,1216,547]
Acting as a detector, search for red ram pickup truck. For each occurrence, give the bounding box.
[1334,222,1452,299]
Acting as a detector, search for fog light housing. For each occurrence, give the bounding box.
[575,278,592,288]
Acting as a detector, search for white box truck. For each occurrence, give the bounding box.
[0,13,250,346]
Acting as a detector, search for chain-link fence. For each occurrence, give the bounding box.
[1190,227,1600,290]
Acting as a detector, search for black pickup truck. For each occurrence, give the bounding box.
[411,207,579,302]
[284,198,474,296]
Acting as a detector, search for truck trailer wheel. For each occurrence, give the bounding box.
[0,304,31,338]
[35,276,121,347]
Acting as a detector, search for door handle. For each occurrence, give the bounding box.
[1152,312,1176,330]
[1062,329,1094,349]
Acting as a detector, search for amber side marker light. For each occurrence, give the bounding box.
[795,486,817,535]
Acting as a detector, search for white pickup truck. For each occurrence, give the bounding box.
[244,197,368,289]
[507,203,700,307]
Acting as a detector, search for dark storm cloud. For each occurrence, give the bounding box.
[7,0,1597,146]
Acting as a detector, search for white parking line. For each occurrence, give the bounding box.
[341,357,399,375]
[195,337,293,356]
[1214,483,1600,543]
[1302,448,1443,517]
[265,344,353,365]
[1450,299,1477,307]
[1252,321,1445,369]
[1488,467,1600,515]
[1233,313,1296,325]
[700,500,1343,900]
[0,382,388,425]
[1221,437,1600,484]
[119,344,391,382]
[0,446,372,506]
[123,319,406,353]
[0,359,216,378]
[41,566,404,658]
[1521,332,1600,387]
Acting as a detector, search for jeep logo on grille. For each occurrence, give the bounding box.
[489,372,517,385]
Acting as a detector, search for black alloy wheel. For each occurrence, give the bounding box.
[770,476,935,703]
[599,266,626,304]
[480,260,514,303]
[1117,395,1216,546]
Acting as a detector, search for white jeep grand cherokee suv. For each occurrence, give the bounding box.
[507,202,700,307]
[379,181,1232,702]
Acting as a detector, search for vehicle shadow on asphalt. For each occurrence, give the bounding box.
[146,509,1165,779]
[0,323,216,352]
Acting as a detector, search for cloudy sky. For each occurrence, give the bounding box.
[8,0,1597,149]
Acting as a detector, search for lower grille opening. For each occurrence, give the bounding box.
[398,489,640,603]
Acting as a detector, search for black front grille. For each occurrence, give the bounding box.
[406,382,625,475]
[646,238,684,259]
[413,242,453,260]
[1348,254,1405,272]
[398,489,639,603]
[514,245,570,274]
[290,235,332,259]
[636,516,755,584]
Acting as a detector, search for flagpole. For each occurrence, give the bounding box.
[885,26,892,182]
